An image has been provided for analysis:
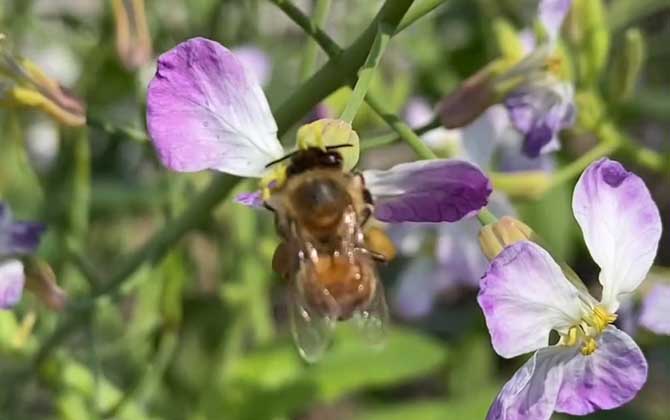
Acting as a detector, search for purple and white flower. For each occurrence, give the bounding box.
[639,283,670,335]
[0,202,45,309]
[146,37,492,224]
[501,0,575,158]
[478,159,662,419]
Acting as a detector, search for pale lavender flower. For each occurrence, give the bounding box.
[639,284,670,335]
[231,45,272,87]
[479,159,661,419]
[502,0,575,158]
[0,202,45,309]
[146,37,492,224]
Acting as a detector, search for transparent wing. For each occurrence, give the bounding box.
[352,263,389,348]
[289,266,337,363]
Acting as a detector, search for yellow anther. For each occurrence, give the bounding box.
[581,337,598,356]
[564,326,580,347]
[588,306,617,333]
[260,164,288,200]
[546,56,562,75]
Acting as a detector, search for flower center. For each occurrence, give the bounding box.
[562,305,617,356]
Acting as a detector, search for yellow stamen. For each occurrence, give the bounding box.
[581,337,597,356]
[588,305,617,333]
[564,326,579,347]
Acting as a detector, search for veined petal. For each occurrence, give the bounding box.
[146,37,284,177]
[363,159,491,223]
[538,0,572,44]
[572,159,662,312]
[487,346,570,420]
[478,241,585,358]
[555,326,647,415]
[0,259,25,309]
[231,45,272,87]
[639,284,670,335]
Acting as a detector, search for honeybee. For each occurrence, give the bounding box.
[264,146,395,362]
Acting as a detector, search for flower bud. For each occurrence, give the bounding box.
[112,0,153,70]
[24,257,67,311]
[0,37,86,126]
[438,68,496,129]
[296,118,360,170]
[479,216,534,261]
[608,28,645,103]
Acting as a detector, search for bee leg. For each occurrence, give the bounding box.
[364,226,397,262]
[364,249,389,264]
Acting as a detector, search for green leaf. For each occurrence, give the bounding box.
[353,387,499,420]
[307,326,448,401]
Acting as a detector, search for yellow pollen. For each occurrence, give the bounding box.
[564,326,579,347]
[588,306,617,333]
[260,164,288,200]
[581,337,598,356]
[546,56,562,75]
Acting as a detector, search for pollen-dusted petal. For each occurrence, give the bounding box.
[487,346,570,420]
[233,190,264,209]
[363,159,491,223]
[146,37,284,177]
[538,0,572,43]
[572,159,662,312]
[555,326,647,415]
[478,241,584,358]
[0,259,25,309]
[639,284,670,335]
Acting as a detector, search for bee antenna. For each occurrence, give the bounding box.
[265,151,297,168]
[325,144,354,150]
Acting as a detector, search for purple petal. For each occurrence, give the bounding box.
[539,0,572,43]
[478,241,585,358]
[572,159,662,312]
[234,191,264,209]
[487,346,569,420]
[555,326,647,415]
[363,159,492,223]
[9,222,46,254]
[0,259,25,309]
[146,37,284,177]
[639,284,670,335]
[231,45,272,87]
[504,82,574,158]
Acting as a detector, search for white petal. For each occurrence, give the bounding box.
[572,159,662,312]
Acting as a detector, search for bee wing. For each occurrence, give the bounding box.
[352,264,389,347]
[289,272,336,363]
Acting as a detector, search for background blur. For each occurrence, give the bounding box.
[0,0,669,419]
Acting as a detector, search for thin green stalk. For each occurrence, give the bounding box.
[476,208,498,226]
[272,0,439,159]
[397,0,448,32]
[299,0,332,80]
[364,95,437,159]
[361,116,441,150]
[550,140,619,188]
[341,23,393,123]
[272,0,416,129]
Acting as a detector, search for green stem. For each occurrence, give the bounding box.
[272,0,416,132]
[299,0,332,80]
[550,139,619,189]
[397,0,448,32]
[364,95,437,159]
[476,208,498,226]
[341,23,393,123]
[272,0,438,159]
